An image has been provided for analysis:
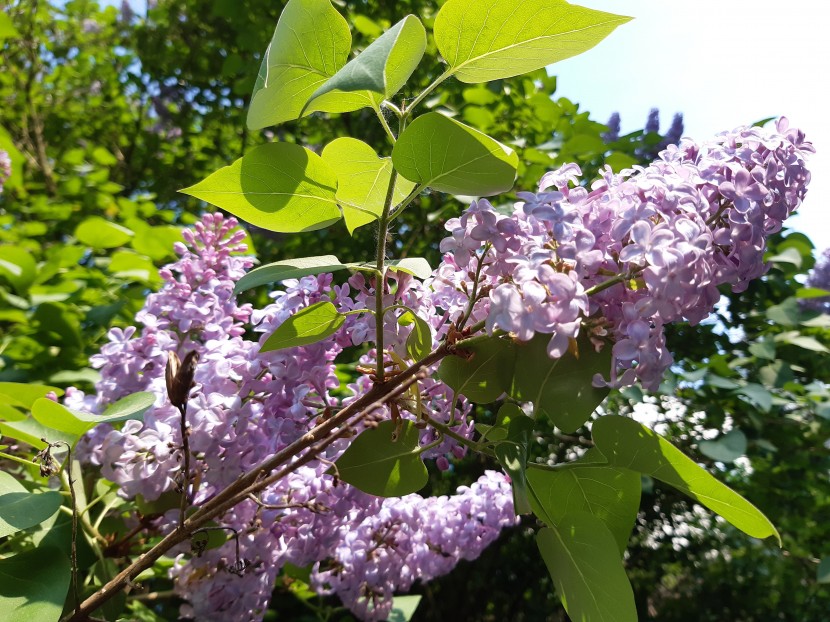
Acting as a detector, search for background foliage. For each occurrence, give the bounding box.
[1,0,828,620]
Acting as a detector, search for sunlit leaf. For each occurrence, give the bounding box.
[235,255,346,294]
[434,0,631,82]
[305,15,426,114]
[0,383,64,410]
[261,302,345,352]
[321,138,416,233]
[527,464,640,555]
[592,416,780,543]
[392,113,518,196]
[180,143,340,233]
[247,0,359,129]
[75,217,134,249]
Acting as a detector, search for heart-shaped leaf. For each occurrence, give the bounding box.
[180,143,340,233]
[334,420,428,497]
[321,138,416,233]
[247,0,361,129]
[305,15,426,115]
[0,546,71,622]
[437,335,516,403]
[392,113,518,196]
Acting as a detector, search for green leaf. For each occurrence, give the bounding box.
[592,416,780,543]
[305,15,426,114]
[818,557,830,584]
[437,336,516,403]
[31,393,153,440]
[74,217,134,249]
[320,138,416,233]
[527,464,640,555]
[0,486,63,539]
[0,546,71,622]
[333,420,428,497]
[0,13,20,42]
[392,112,518,196]
[434,0,631,83]
[130,225,183,261]
[180,143,340,233]
[235,255,346,294]
[398,312,433,361]
[699,429,748,463]
[388,595,422,622]
[0,246,37,293]
[767,246,802,267]
[0,417,76,450]
[260,301,345,352]
[385,258,432,280]
[795,287,830,299]
[0,383,63,410]
[765,297,801,326]
[247,0,358,129]
[537,516,637,622]
[509,335,610,432]
[774,332,829,353]
[494,413,535,514]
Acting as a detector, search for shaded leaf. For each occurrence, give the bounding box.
[699,429,748,463]
[537,515,637,622]
[0,546,71,622]
[334,420,427,497]
[509,335,611,432]
[494,413,535,514]
[437,336,516,403]
[0,488,63,539]
[235,255,346,294]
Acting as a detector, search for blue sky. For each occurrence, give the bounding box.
[552,0,829,253]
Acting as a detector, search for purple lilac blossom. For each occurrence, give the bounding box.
[802,247,830,313]
[72,213,512,621]
[73,118,811,620]
[602,112,621,143]
[437,119,812,390]
[0,150,10,193]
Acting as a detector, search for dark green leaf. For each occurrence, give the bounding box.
[0,546,71,622]
[437,336,516,403]
[334,420,428,497]
[699,429,748,463]
[509,335,611,432]
[537,515,637,622]
[0,479,62,539]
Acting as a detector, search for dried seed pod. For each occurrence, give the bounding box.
[166,350,199,409]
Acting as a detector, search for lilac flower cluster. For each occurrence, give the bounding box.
[802,246,830,314]
[438,119,812,389]
[0,149,10,193]
[72,213,513,620]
